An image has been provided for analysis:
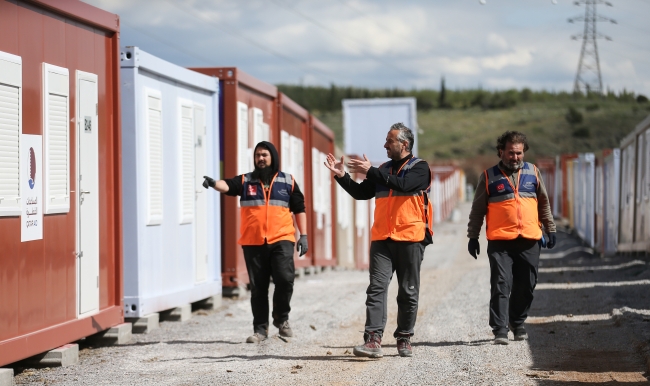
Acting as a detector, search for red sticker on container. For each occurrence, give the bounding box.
[248,185,257,196]
[497,184,505,191]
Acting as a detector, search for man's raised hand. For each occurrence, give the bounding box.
[324,153,345,178]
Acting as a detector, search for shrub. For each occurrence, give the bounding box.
[565,106,583,125]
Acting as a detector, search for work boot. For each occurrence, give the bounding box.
[246,332,267,343]
[273,320,294,338]
[353,332,383,358]
[395,333,413,357]
[494,333,509,345]
[513,326,528,341]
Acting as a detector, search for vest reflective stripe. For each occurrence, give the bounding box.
[485,162,542,241]
[239,171,296,245]
[371,157,433,242]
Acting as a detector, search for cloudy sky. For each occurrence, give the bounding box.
[83,0,650,95]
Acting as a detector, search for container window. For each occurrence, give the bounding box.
[43,63,70,214]
[0,51,22,216]
[252,107,264,145]
[636,138,644,204]
[179,100,194,224]
[145,89,163,225]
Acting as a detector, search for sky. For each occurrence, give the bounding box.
[83,0,650,95]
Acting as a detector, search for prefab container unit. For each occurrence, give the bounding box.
[596,149,620,256]
[618,115,650,253]
[277,92,312,270]
[334,146,355,269]
[430,166,461,225]
[572,153,596,248]
[309,116,336,268]
[120,47,221,318]
[603,149,621,255]
[559,154,578,220]
[536,158,556,216]
[188,67,278,288]
[566,159,576,228]
[0,0,123,366]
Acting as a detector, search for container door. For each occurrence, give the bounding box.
[76,71,99,317]
[194,104,208,283]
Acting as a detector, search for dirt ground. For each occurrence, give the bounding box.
[11,202,650,385]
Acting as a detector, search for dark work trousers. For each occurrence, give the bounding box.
[487,237,540,335]
[365,239,425,338]
[242,240,295,336]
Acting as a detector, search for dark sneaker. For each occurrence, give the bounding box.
[494,333,509,345]
[246,332,267,343]
[273,320,293,337]
[396,334,413,357]
[513,326,528,341]
[353,332,383,358]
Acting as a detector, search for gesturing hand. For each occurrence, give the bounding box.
[203,175,216,189]
[347,154,371,176]
[324,153,345,178]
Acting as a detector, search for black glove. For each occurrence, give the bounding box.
[547,233,556,249]
[297,235,308,257]
[468,238,480,259]
[203,175,216,189]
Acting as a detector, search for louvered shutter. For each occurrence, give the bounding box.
[179,101,194,224]
[0,52,22,216]
[146,90,163,225]
[43,64,70,214]
[237,102,249,175]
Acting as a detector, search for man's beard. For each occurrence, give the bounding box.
[252,165,274,185]
[503,160,524,171]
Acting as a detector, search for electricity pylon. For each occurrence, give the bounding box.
[569,1,616,95]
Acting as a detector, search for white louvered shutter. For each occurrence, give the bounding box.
[43,64,70,214]
[252,107,264,145]
[237,102,248,175]
[180,102,194,224]
[0,52,22,216]
[146,91,163,225]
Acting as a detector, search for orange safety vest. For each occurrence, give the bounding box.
[371,157,433,242]
[484,162,542,241]
[238,172,296,245]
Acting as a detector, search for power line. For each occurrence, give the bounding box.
[163,0,342,83]
[267,0,414,78]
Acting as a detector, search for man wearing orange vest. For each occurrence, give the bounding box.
[467,131,556,345]
[325,123,433,358]
[203,141,308,343]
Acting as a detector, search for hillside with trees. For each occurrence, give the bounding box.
[278,84,650,184]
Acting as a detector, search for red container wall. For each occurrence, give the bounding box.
[277,93,312,269]
[0,0,122,366]
[189,67,278,288]
[309,116,336,267]
[560,154,578,219]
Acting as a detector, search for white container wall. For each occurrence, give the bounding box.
[120,47,221,318]
[573,153,595,247]
[342,98,417,166]
[603,149,620,256]
[634,127,650,249]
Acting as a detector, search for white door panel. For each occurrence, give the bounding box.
[77,71,99,317]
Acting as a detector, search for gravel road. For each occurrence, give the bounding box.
[13,203,650,385]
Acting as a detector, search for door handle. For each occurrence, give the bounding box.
[81,189,91,195]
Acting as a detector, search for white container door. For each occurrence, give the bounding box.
[76,71,99,317]
[194,104,208,283]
